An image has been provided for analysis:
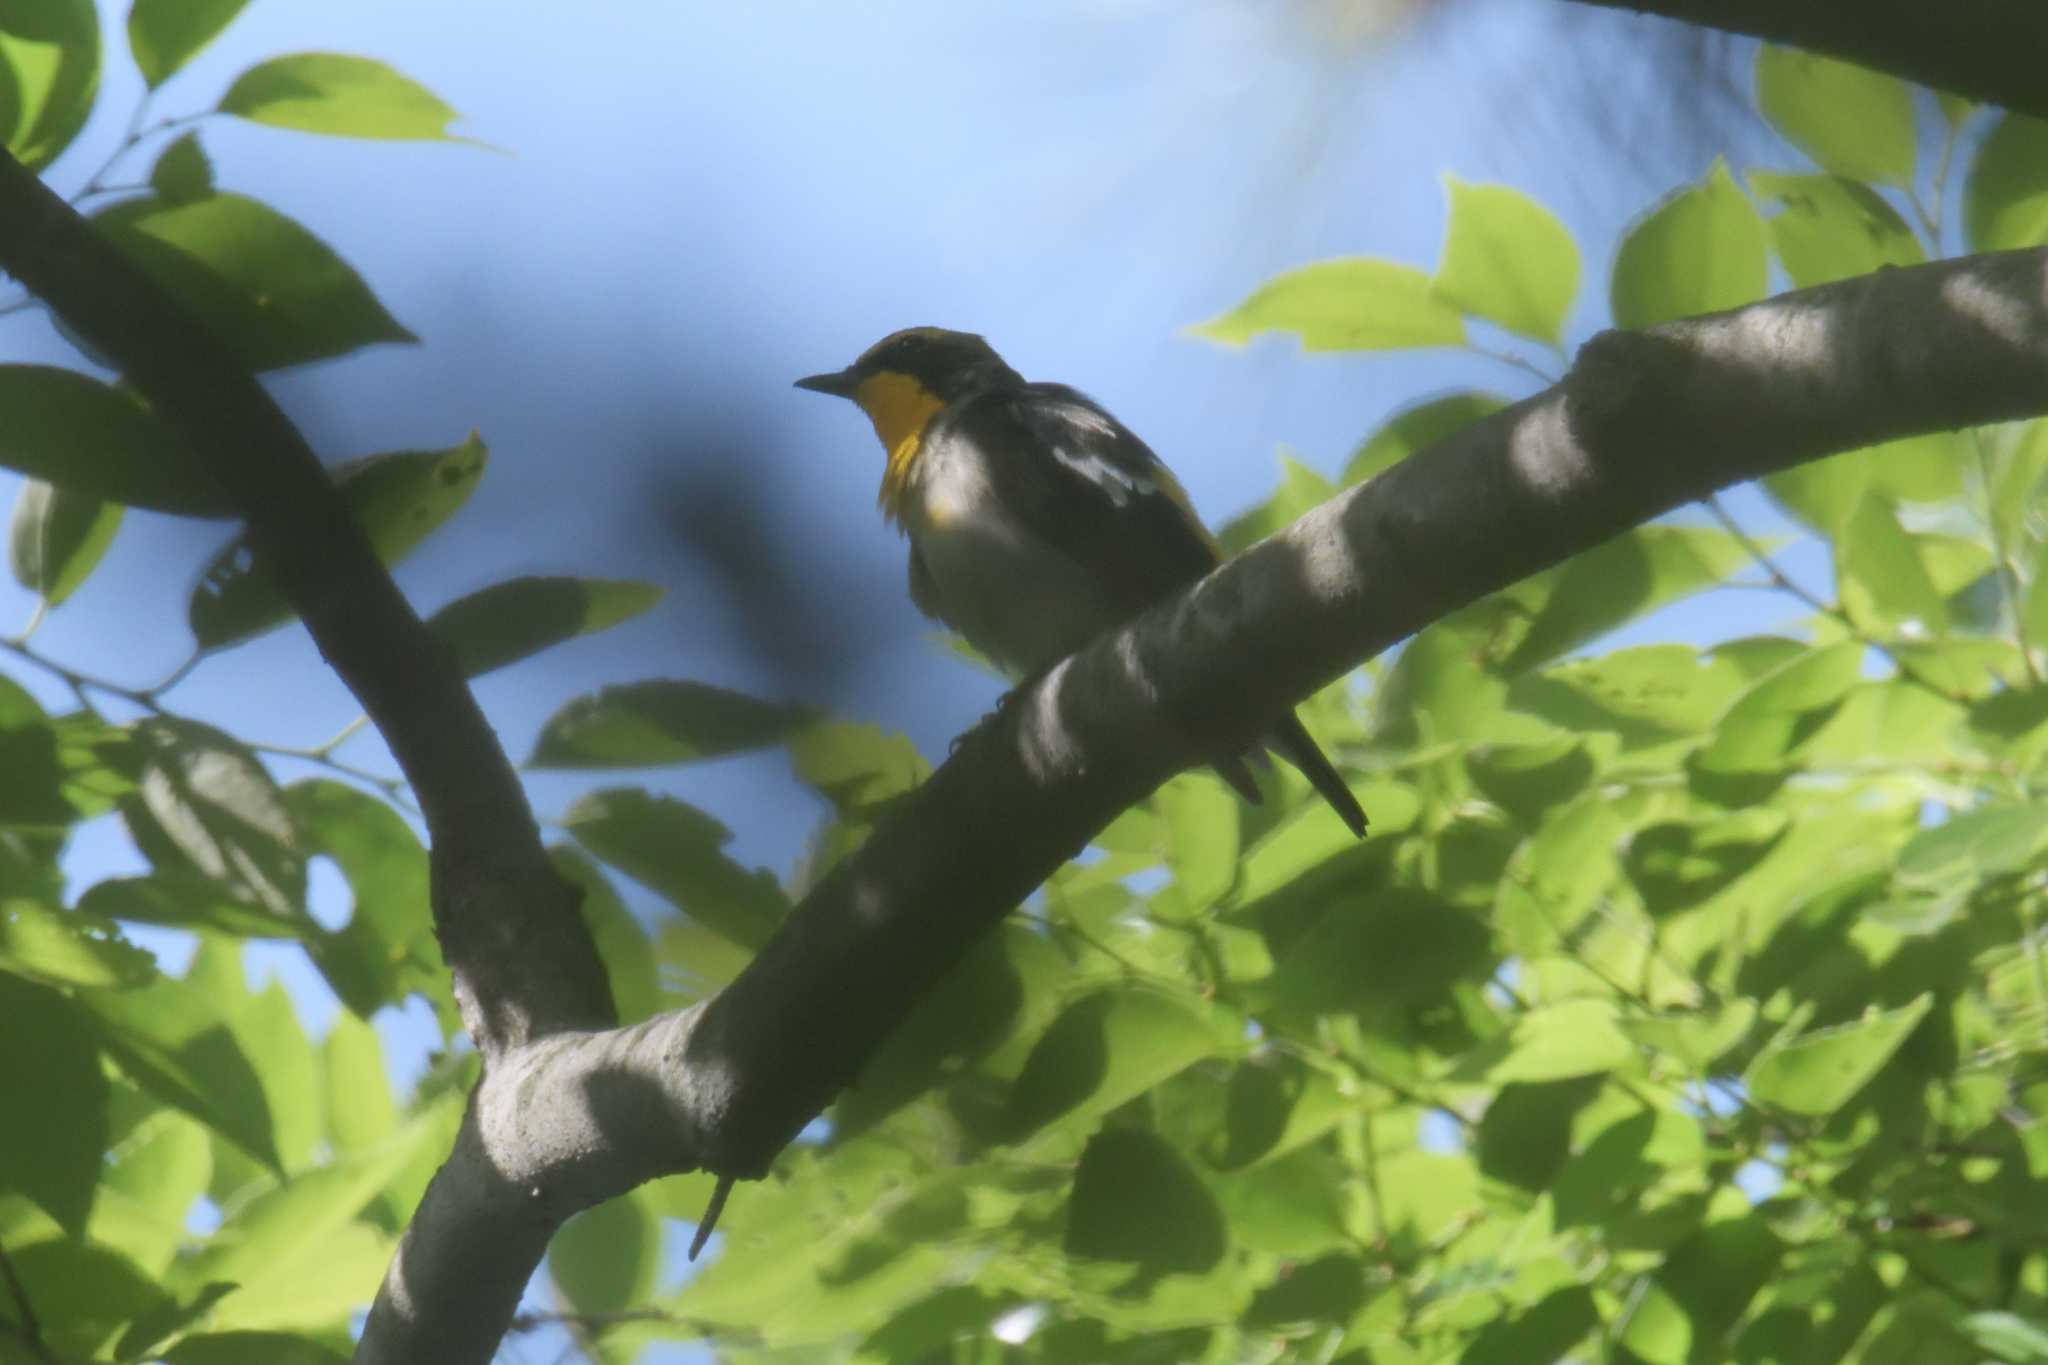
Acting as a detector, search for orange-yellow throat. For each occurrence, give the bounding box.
[854,372,946,524]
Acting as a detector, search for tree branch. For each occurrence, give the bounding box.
[1568,0,2048,118]
[0,150,613,1053]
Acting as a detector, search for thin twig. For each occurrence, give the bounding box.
[1464,342,1559,386]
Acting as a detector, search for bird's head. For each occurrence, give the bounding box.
[797,328,1021,518]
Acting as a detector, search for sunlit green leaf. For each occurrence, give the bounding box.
[1005,986,1226,1139]
[150,131,215,202]
[551,1190,661,1316]
[0,896,155,988]
[529,678,810,769]
[1750,172,1923,286]
[1694,640,1865,774]
[1966,114,2048,251]
[425,575,662,678]
[1744,993,1932,1115]
[120,717,304,918]
[1431,178,1579,345]
[1192,258,1465,351]
[219,53,463,140]
[553,845,660,1025]
[1154,772,1238,916]
[321,1010,394,1157]
[1450,998,1634,1084]
[1895,800,2048,896]
[128,0,250,86]
[0,0,97,170]
[1755,46,1916,185]
[1611,161,1767,329]
[96,192,415,371]
[1837,494,1947,637]
[0,366,224,514]
[565,788,786,950]
[9,478,122,604]
[190,436,485,648]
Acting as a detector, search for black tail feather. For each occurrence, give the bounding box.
[1267,713,1368,837]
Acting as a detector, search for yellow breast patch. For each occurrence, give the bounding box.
[854,372,946,524]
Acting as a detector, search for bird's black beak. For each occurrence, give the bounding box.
[794,367,861,398]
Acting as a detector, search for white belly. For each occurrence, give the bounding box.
[905,454,1122,677]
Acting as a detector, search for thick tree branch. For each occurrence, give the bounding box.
[366,248,2048,1362]
[0,151,613,1052]
[1569,0,2048,119]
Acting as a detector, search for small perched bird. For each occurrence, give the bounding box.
[796,327,1366,837]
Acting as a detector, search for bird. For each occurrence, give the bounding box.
[795,326,1366,837]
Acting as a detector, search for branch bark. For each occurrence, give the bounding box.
[1568,0,2048,118]
[6,145,2047,1362]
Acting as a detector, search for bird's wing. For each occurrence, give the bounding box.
[907,542,944,623]
[937,382,1221,608]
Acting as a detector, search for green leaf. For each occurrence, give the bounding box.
[322,1010,394,1156]
[1895,800,2048,896]
[165,1332,350,1365]
[121,717,305,918]
[0,1238,168,1360]
[0,974,107,1233]
[1618,999,1758,1071]
[127,0,250,86]
[150,131,214,202]
[0,0,98,171]
[289,780,445,1023]
[1066,1128,1227,1271]
[1837,494,1947,637]
[1342,390,1507,485]
[1265,889,1491,1019]
[425,575,662,678]
[787,719,928,813]
[1750,172,1924,287]
[1215,1052,1357,1170]
[1966,114,2048,251]
[1961,1311,2048,1364]
[1755,46,1916,185]
[189,436,486,648]
[1764,431,1965,536]
[1005,986,1225,1139]
[0,896,156,987]
[9,478,122,604]
[219,53,464,140]
[1747,993,1934,1117]
[1475,1076,1604,1197]
[1694,640,1865,774]
[1431,179,1580,345]
[554,846,661,1025]
[1155,772,1238,915]
[1462,1287,1599,1365]
[565,788,787,950]
[529,678,811,769]
[77,871,307,938]
[96,192,415,371]
[1611,161,1767,329]
[1192,258,1465,351]
[1497,525,1751,673]
[551,1190,661,1316]
[0,365,225,514]
[173,1133,432,1329]
[1450,998,1634,1084]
